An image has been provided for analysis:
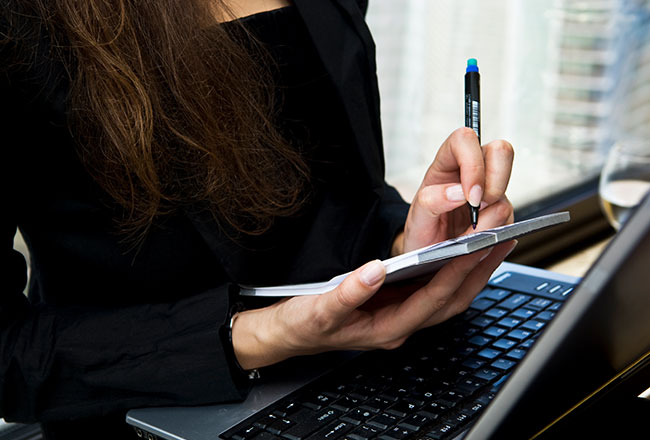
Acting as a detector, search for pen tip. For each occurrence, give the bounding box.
[472,224,477,230]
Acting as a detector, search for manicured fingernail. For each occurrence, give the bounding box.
[446,184,466,202]
[468,184,483,208]
[479,247,494,262]
[360,260,385,286]
[479,201,489,211]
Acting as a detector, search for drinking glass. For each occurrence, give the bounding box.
[599,138,650,230]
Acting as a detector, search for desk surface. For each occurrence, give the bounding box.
[544,237,611,278]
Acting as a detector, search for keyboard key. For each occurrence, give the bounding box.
[386,400,419,418]
[309,421,353,440]
[274,402,299,417]
[461,358,486,370]
[484,308,508,319]
[457,378,487,396]
[250,432,282,440]
[496,317,522,328]
[468,335,491,347]
[360,397,392,414]
[399,413,435,431]
[491,359,516,371]
[498,293,531,310]
[492,338,517,350]
[473,368,501,382]
[535,311,555,322]
[232,425,261,440]
[482,288,511,301]
[443,411,470,427]
[367,413,399,430]
[282,409,341,440]
[379,426,415,440]
[331,396,362,412]
[267,418,295,435]
[255,414,279,429]
[420,401,449,418]
[477,348,501,360]
[510,308,535,320]
[520,320,545,332]
[520,338,536,349]
[469,298,495,311]
[470,316,494,328]
[483,326,507,338]
[525,298,552,311]
[548,284,563,294]
[425,423,455,439]
[346,425,382,440]
[438,391,464,407]
[548,302,563,311]
[341,409,373,426]
[535,282,549,291]
[561,287,574,297]
[455,345,476,358]
[505,349,526,360]
[507,329,533,341]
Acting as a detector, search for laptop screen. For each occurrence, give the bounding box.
[467,193,650,438]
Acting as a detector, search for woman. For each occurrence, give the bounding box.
[0,0,515,438]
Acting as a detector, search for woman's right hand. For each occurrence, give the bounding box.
[232,205,516,371]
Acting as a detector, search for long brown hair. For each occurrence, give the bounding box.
[3,0,309,241]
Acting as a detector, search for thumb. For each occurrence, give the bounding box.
[320,260,386,321]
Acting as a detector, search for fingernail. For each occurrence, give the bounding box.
[479,201,489,211]
[360,260,385,286]
[445,184,465,202]
[468,184,483,208]
[479,247,494,262]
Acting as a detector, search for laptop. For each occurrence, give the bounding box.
[126,193,650,440]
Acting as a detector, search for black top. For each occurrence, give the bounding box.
[0,3,409,439]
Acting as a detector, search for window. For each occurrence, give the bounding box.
[367,0,650,211]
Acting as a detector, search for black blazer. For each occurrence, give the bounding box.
[0,0,409,433]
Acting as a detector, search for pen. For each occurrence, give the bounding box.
[465,58,481,229]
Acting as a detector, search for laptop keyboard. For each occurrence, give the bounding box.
[220,272,576,440]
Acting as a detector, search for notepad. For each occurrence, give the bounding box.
[239,212,570,297]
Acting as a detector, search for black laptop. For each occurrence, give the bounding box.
[126,193,650,439]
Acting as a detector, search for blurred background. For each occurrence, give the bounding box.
[367,0,650,208]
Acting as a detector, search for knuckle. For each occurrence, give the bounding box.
[491,139,514,157]
[414,186,434,209]
[335,283,359,310]
[381,336,407,351]
[453,126,477,142]
[495,199,514,221]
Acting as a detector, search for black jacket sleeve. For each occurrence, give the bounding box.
[0,219,246,423]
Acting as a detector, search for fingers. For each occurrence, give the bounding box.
[421,239,518,327]
[388,246,493,336]
[403,183,471,250]
[424,128,514,210]
[462,196,514,234]
[427,127,485,208]
[318,260,386,328]
[482,139,514,205]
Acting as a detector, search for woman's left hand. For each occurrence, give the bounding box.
[393,127,515,256]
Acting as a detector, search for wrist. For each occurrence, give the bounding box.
[231,306,295,370]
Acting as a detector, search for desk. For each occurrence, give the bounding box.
[544,237,612,278]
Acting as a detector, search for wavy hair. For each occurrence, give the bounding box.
[2,0,309,242]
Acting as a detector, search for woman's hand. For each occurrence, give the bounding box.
[393,127,515,256]
[232,235,516,370]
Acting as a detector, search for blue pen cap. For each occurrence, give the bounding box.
[466,58,479,73]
